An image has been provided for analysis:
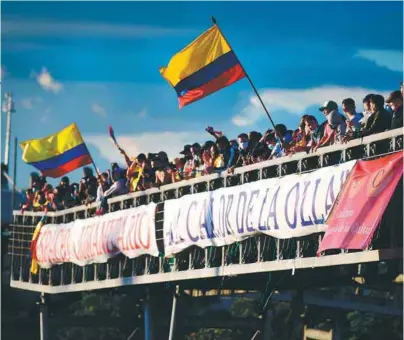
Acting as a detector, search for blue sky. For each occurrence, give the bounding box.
[1,1,403,189]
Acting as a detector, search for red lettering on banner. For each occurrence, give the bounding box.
[116,216,129,251]
[60,228,69,262]
[36,229,48,263]
[85,225,94,260]
[32,204,156,268]
[128,215,140,251]
[47,228,57,264]
[137,212,150,250]
[96,220,105,256]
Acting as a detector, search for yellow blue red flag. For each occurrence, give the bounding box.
[20,123,92,178]
[159,24,246,108]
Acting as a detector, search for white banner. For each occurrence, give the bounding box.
[36,203,159,268]
[164,161,356,256]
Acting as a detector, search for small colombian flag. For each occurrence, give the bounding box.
[20,123,92,178]
[30,216,46,275]
[159,24,246,108]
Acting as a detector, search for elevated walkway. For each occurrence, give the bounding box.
[8,129,403,294]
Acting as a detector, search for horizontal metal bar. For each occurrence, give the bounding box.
[10,248,402,294]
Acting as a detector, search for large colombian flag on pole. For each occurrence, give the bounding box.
[20,123,93,178]
[159,24,246,108]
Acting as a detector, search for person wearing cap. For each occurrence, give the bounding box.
[360,94,391,137]
[318,100,346,147]
[386,90,403,130]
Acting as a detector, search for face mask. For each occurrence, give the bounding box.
[239,141,248,150]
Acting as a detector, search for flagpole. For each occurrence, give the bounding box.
[76,123,100,176]
[11,137,17,211]
[211,16,277,130]
[87,149,100,177]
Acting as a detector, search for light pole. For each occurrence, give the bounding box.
[2,92,15,172]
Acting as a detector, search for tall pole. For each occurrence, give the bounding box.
[11,137,17,211]
[144,287,153,340]
[211,17,277,130]
[3,92,15,171]
[38,292,48,340]
[168,285,180,340]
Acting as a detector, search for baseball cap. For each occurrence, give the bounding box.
[319,101,338,112]
[385,90,402,103]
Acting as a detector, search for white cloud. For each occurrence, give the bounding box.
[2,18,196,38]
[21,96,43,110]
[232,86,391,127]
[355,49,403,73]
[91,103,107,118]
[33,68,63,93]
[85,131,207,164]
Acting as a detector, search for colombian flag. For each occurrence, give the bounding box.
[159,25,246,108]
[20,123,92,178]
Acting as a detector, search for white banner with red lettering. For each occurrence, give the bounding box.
[35,203,159,268]
[164,161,356,256]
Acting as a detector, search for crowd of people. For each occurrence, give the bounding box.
[20,86,403,214]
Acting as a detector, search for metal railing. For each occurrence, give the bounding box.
[9,128,403,294]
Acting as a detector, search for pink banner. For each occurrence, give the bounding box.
[318,152,403,253]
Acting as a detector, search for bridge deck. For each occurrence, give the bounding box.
[8,129,404,294]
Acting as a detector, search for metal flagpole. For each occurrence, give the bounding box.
[2,92,15,172]
[211,17,278,130]
[11,137,17,211]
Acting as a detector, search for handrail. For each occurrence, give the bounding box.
[13,128,403,218]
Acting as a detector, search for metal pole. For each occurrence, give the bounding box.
[38,292,48,340]
[11,137,17,210]
[211,17,277,130]
[168,285,180,340]
[3,92,15,171]
[144,287,153,340]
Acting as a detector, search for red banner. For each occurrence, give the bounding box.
[318,152,403,253]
